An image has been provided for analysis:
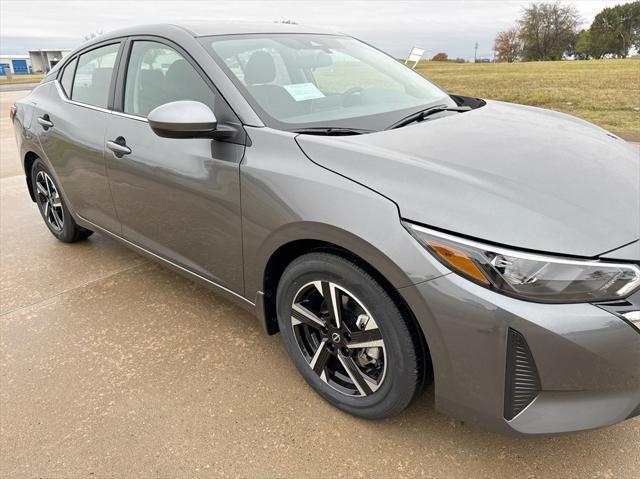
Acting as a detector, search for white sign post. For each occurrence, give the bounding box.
[404,47,425,69]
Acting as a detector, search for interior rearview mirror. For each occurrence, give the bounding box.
[297,52,333,69]
[148,101,235,140]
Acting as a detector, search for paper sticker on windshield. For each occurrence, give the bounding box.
[283,83,325,102]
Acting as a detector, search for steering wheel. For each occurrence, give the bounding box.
[342,87,364,106]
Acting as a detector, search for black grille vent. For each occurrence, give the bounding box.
[504,328,541,420]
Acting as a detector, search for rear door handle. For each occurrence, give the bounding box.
[37,114,54,130]
[106,136,131,158]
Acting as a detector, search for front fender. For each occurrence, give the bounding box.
[240,126,447,299]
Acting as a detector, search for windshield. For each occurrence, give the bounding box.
[201,34,454,132]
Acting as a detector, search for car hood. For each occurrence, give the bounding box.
[296,100,640,258]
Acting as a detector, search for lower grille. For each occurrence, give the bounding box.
[504,328,541,420]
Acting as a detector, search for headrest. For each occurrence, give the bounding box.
[91,68,112,90]
[165,59,195,84]
[140,69,164,86]
[244,51,276,85]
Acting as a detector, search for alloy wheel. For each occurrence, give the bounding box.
[35,171,64,232]
[291,281,387,397]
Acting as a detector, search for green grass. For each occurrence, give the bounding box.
[414,59,640,135]
[0,74,44,84]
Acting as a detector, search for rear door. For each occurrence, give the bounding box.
[104,38,245,293]
[34,41,123,232]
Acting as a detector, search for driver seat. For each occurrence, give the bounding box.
[244,51,305,119]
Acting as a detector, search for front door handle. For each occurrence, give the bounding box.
[37,114,54,130]
[106,136,131,158]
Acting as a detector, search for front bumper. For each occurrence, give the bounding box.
[400,273,640,436]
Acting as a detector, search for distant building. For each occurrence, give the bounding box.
[0,54,32,75]
[28,49,72,73]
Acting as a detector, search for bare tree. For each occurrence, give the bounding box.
[494,27,522,62]
[518,2,580,61]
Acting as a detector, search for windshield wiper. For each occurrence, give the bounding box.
[292,127,371,136]
[387,105,472,130]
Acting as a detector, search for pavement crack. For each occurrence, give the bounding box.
[0,261,147,317]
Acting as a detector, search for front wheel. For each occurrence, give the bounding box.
[276,252,427,419]
[31,158,93,243]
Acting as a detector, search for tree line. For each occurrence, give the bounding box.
[494,1,640,62]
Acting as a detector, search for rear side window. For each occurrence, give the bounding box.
[71,43,120,108]
[123,41,215,117]
[59,58,77,97]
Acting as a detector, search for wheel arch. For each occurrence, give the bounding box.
[258,235,433,384]
[23,150,40,201]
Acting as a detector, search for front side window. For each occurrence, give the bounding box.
[71,43,120,108]
[203,34,452,131]
[124,41,215,118]
[59,58,77,97]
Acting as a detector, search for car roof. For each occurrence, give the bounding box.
[178,21,341,36]
[93,22,341,42]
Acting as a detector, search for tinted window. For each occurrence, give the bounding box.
[124,41,214,117]
[71,43,119,108]
[60,58,77,97]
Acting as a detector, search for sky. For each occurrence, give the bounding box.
[0,0,634,60]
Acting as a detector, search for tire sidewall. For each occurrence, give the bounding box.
[31,159,76,242]
[276,253,419,418]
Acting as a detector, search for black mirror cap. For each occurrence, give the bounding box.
[148,100,218,139]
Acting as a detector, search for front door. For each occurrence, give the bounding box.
[105,39,245,293]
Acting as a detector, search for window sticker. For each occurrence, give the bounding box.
[283,82,325,102]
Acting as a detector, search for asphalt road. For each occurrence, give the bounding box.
[1,90,639,478]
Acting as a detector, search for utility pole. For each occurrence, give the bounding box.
[474,42,479,62]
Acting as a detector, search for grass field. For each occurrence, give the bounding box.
[0,73,44,84]
[415,59,640,136]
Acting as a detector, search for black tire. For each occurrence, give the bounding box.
[31,158,93,243]
[276,252,426,419]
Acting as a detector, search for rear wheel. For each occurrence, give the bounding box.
[276,252,426,419]
[31,159,93,243]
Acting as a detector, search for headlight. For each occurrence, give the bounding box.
[403,222,640,303]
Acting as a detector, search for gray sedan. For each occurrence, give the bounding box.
[11,22,640,436]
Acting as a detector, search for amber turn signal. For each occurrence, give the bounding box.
[427,241,490,285]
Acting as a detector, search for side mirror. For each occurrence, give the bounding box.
[148,100,233,139]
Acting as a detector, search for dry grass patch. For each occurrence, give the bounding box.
[0,74,44,85]
[415,59,639,134]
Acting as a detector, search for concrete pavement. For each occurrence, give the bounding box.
[1,90,639,478]
[0,82,39,93]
